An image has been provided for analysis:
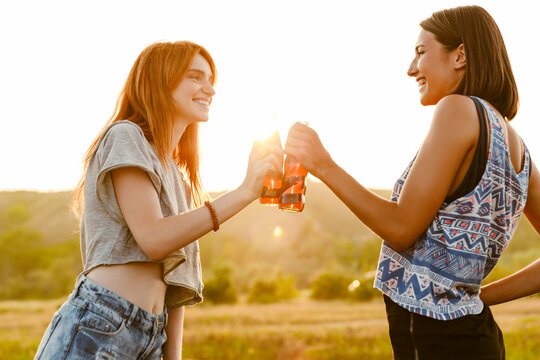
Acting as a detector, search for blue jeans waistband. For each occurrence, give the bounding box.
[72,275,167,333]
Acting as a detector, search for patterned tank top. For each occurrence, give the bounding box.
[374,97,530,320]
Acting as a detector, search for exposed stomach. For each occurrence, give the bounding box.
[86,262,167,315]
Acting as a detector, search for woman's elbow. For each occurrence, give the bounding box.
[134,235,167,261]
[142,244,165,261]
[145,248,166,262]
[381,228,418,252]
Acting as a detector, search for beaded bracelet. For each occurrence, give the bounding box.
[204,201,220,231]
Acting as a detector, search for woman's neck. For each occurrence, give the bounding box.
[170,119,187,156]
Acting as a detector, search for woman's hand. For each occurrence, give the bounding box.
[239,140,283,201]
[283,122,335,181]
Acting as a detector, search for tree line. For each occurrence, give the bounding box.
[1,190,539,303]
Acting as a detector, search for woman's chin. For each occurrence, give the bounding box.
[419,94,437,106]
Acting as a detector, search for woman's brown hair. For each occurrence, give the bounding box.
[420,5,518,120]
[73,40,216,214]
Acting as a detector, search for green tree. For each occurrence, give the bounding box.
[247,276,298,304]
[310,272,352,300]
[3,203,31,228]
[349,272,379,301]
[203,265,238,304]
[0,204,80,300]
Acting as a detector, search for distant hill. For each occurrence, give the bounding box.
[1,182,538,296]
[0,181,389,246]
[0,191,78,244]
[0,182,390,294]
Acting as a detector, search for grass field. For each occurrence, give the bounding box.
[1,296,539,360]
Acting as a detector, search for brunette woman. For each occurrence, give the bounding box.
[284,6,539,359]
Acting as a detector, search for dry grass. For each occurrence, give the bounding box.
[1,296,539,359]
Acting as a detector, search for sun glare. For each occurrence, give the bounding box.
[253,113,281,143]
[348,280,360,292]
[273,226,284,239]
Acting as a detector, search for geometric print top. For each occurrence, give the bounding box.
[374,97,531,320]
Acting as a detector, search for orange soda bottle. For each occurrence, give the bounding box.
[279,155,307,212]
[259,132,283,205]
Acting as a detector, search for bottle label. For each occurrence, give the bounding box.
[280,193,304,204]
[261,188,282,198]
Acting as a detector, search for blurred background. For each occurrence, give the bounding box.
[1,1,539,359]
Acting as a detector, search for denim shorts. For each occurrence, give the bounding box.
[34,276,168,360]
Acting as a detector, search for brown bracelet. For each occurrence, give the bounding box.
[204,201,219,231]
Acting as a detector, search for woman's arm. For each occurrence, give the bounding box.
[284,95,479,251]
[480,259,540,306]
[111,141,282,260]
[163,306,184,360]
[481,159,540,305]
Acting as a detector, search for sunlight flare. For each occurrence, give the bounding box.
[348,280,360,292]
[273,226,284,239]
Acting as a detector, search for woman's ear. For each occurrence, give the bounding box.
[455,44,466,70]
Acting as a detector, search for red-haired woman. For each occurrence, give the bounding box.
[284,5,539,359]
[34,41,282,360]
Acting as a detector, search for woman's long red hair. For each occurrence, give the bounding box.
[73,41,216,214]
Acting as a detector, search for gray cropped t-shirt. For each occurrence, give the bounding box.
[79,120,203,309]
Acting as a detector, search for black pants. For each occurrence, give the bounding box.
[383,295,505,360]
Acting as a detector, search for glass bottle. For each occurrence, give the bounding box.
[259,132,283,205]
[279,155,307,212]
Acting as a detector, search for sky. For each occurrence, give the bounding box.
[0,0,538,193]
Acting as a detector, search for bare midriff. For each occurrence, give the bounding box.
[86,262,167,315]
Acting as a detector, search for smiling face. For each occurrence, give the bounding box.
[407,30,466,106]
[172,53,216,125]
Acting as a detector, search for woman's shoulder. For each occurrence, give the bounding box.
[436,94,477,115]
[94,120,155,163]
[105,120,145,139]
[99,120,150,149]
[430,95,479,141]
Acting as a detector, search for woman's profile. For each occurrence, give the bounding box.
[284,5,539,359]
[34,40,282,359]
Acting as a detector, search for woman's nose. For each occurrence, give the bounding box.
[407,58,418,77]
[203,82,216,96]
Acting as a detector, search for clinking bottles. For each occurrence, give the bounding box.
[259,130,308,212]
